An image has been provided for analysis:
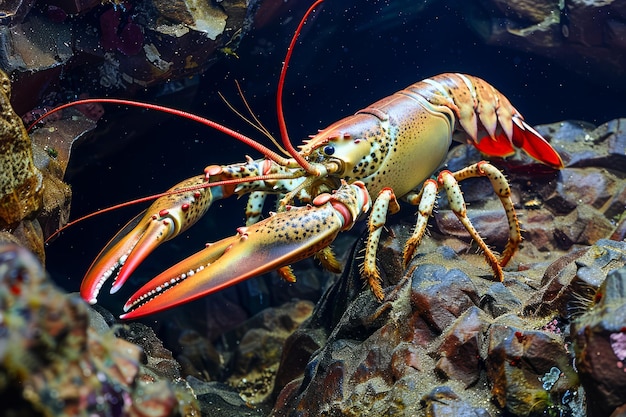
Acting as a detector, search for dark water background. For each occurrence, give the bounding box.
[45,0,623,320]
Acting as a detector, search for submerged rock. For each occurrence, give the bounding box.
[463,0,626,90]
[572,267,626,417]
[0,244,200,416]
[0,69,43,229]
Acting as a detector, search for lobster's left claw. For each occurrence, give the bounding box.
[120,181,371,319]
[81,175,215,304]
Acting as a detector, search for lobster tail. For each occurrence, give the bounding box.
[420,73,564,169]
[471,114,563,169]
[510,117,563,168]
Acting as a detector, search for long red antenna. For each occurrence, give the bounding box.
[36,1,327,242]
[27,98,292,166]
[276,0,325,175]
[43,170,302,243]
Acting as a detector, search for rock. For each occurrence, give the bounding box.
[434,307,488,387]
[410,265,480,334]
[463,0,626,90]
[0,68,89,264]
[548,167,619,214]
[0,243,200,416]
[553,205,614,249]
[0,69,43,229]
[524,239,626,318]
[0,0,36,24]
[572,267,626,417]
[117,322,184,383]
[480,282,523,318]
[435,208,510,248]
[226,300,315,404]
[538,119,626,173]
[175,329,223,381]
[485,319,577,416]
[186,377,266,417]
[421,386,491,417]
[3,0,252,113]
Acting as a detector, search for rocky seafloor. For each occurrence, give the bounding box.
[1,112,626,416]
[2,0,626,416]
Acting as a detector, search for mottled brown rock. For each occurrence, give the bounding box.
[553,168,619,211]
[118,322,183,383]
[0,244,199,416]
[0,0,36,24]
[410,265,480,333]
[5,218,44,262]
[225,300,314,404]
[435,208,510,248]
[539,119,626,172]
[519,209,557,251]
[421,386,491,417]
[174,329,222,381]
[465,0,626,89]
[480,282,523,318]
[0,69,43,229]
[97,0,249,89]
[186,377,265,416]
[525,239,626,318]
[0,15,73,73]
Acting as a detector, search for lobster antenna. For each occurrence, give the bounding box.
[26,98,292,166]
[36,2,325,242]
[44,170,304,244]
[276,0,325,175]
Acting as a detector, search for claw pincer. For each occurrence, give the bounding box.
[80,159,301,306]
[120,181,370,319]
[80,175,217,304]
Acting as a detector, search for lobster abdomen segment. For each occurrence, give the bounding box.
[407,73,563,168]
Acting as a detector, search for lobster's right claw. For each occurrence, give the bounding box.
[80,175,215,304]
[120,181,371,319]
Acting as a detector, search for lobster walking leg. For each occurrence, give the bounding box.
[362,188,400,300]
[450,161,521,266]
[402,179,439,267]
[403,161,521,285]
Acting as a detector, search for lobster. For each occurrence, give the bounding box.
[39,1,563,319]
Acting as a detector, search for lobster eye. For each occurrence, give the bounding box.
[323,145,335,156]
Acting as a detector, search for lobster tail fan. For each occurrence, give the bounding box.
[472,131,516,158]
[472,116,563,169]
[510,117,564,169]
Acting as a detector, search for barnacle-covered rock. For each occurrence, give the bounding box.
[0,243,200,416]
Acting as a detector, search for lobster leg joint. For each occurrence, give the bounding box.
[403,179,439,266]
[449,161,521,267]
[363,188,400,300]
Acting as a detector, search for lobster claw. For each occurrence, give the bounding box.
[80,175,217,304]
[120,181,371,319]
